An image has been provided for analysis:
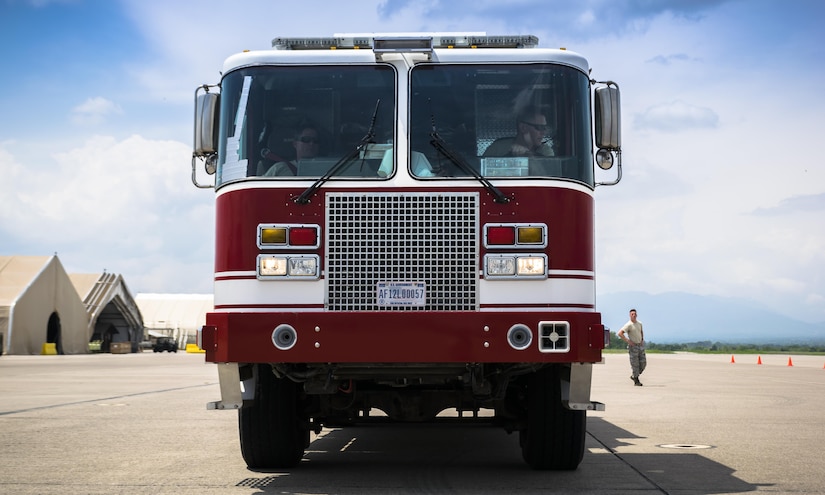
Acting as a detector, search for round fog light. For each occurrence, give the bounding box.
[272,324,297,350]
[507,324,533,350]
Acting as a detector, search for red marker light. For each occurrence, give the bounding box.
[289,227,318,246]
[487,226,515,245]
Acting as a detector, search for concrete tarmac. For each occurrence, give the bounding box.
[0,351,823,494]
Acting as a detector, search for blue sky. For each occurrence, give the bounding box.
[1,0,824,324]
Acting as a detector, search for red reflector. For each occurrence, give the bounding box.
[487,226,515,245]
[289,227,317,246]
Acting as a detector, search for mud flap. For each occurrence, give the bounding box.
[562,362,605,411]
[207,362,243,410]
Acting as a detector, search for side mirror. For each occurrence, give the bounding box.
[194,88,219,156]
[594,82,623,186]
[594,83,620,150]
[192,85,219,189]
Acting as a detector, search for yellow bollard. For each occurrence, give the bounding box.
[185,343,205,353]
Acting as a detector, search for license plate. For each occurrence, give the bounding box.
[376,281,426,306]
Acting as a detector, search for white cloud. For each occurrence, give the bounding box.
[11,135,184,232]
[805,293,825,308]
[751,193,825,216]
[575,9,596,27]
[0,135,215,292]
[120,1,395,104]
[634,101,719,132]
[646,53,694,65]
[70,97,123,126]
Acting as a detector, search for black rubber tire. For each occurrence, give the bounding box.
[239,364,307,469]
[520,365,586,470]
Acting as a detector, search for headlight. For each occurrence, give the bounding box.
[487,256,516,276]
[517,256,545,276]
[485,254,547,279]
[288,257,318,276]
[259,256,287,276]
[257,255,320,279]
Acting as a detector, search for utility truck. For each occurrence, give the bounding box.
[192,33,622,470]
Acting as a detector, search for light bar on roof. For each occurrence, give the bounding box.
[460,35,538,48]
[272,34,538,51]
[272,37,372,50]
[373,36,433,53]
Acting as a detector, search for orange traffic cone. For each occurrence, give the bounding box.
[757,356,762,365]
[788,357,794,367]
[730,355,735,363]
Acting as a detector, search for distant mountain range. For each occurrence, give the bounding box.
[596,291,825,344]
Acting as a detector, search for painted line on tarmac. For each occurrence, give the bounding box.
[0,382,217,416]
[587,430,670,495]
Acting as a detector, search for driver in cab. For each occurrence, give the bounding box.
[483,105,554,158]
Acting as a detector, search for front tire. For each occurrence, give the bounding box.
[239,364,308,469]
[520,365,586,470]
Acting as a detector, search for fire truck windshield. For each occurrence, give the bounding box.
[214,65,396,186]
[409,63,594,186]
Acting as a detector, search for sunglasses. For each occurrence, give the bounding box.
[520,121,549,132]
[298,136,319,143]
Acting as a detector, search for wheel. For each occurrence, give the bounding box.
[520,365,586,470]
[239,364,308,469]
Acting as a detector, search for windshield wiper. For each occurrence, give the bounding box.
[294,100,380,205]
[429,107,510,204]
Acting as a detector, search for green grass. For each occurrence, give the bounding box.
[603,332,825,355]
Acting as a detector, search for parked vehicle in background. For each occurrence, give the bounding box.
[153,337,178,353]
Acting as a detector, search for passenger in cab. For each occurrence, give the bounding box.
[262,125,321,176]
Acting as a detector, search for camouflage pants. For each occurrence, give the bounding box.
[628,345,647,378]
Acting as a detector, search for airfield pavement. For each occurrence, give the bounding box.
[0,350,824,494]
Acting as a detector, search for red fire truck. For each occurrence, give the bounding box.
[192,33,622,470]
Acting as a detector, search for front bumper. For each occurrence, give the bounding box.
[199,310,606,364]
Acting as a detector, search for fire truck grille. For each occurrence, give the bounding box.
[326,192,479,311]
